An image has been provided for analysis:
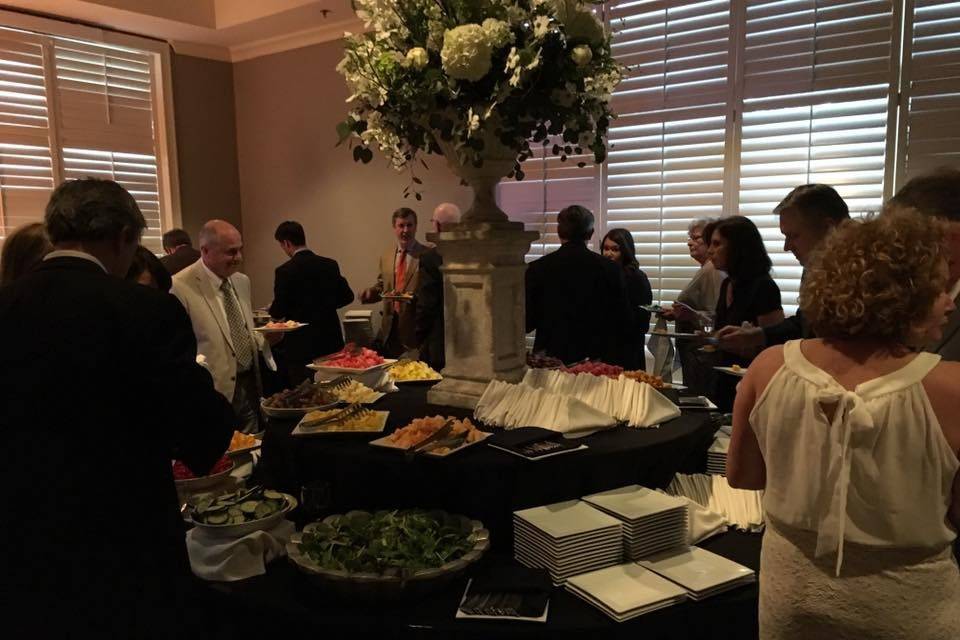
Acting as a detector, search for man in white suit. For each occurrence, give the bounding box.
[173,220,277,432]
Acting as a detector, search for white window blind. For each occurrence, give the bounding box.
[739,0,894,313]
[607,0,731,303]
[0,24,171,252]
[499,144,601,262]
[901,0,960,180]
[496,1,959,325]
[0,30,55,235]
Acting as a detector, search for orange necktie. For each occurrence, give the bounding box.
[394,250,406,313]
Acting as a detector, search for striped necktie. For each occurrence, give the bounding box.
[221,278,254,371]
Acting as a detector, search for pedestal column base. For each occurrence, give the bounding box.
[425,221,538,409]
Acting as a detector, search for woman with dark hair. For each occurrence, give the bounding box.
[126,245,172,292]
[602,228,653,370]
[709,216,784,408]
[1,222,52,286]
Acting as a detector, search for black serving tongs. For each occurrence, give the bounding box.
[405,418,455,461]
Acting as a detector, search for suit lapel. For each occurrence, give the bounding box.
[192,263,234,351]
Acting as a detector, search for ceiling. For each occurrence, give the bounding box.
[0,0,362,61]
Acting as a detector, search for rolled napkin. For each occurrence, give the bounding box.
[187,519,295,582]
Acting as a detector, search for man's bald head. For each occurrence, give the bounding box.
[431,203,461,233]
[199,219,243,278]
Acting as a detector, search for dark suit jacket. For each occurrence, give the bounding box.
[525,242,629,365]
[0,257,234,636]
[763,309,810,346]
[160,245,200,275]
[624,265,653,370]
[928,296,960,361]
[414,247,445,370]
[269,250,354,370]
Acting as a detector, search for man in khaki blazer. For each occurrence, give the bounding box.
[361,207,429,356]
[173,220,277,432]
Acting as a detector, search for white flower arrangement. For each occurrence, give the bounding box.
[336,0,623,194]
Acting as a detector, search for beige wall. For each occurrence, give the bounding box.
[171,53,243,242]
[232,39,470,308]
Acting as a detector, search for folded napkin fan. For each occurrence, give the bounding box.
[187,519,295,582]
[475,380,616,434]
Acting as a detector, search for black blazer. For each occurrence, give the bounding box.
[414,247,445,370]
[624,265,653,370]
[525,242,629,365]
[269,250,354,365]
[0,257,234,635]
[159,244,200,275]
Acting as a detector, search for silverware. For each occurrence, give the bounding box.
[299,403,370,430]
[316,374,352,389]
[405,419,454,460]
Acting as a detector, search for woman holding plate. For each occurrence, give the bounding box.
[708,216,784,409]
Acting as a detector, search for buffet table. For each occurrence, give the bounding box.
[253,384,718,550]
[207,529,760,639]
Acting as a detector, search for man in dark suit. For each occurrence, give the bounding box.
[0,178,235,637]
[415,202,461,371]
[716,184,850,356]
[888,169,960,361]
[270,220,355,383]
[525,205,629,365]
[160,227,201,275]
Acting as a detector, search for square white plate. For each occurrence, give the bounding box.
[368,430,491,457]
[566,563,688,615]
[291,410,389,436]
[637,546,755,594]
[514,500,622,538]
[583,485,688,521]
[307,358,396,374]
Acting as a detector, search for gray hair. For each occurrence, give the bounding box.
[433,202,461,225]
[688,217,716,234]
[45,178,145,244]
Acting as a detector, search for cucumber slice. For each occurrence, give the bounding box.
[240,501,258,513]
[205,512,228,525]
[254,502,275,519]
[263,490,283,500]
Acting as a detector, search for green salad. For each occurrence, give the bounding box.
[299,510,477,576]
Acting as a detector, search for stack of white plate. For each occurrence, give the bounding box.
[513,500,623,585]
[707,432,729,475]
[565,563,688,622]
[637,546,756,600]
[582,485,688,560]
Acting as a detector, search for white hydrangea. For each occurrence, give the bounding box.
[481,18,514,50]
[441,24,493,82]
[533,16,552,39]
[405,47,429,69]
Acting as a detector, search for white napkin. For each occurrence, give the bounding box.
[520,370,680,428]
[187,519,295,582]
[667,474,764,533]
[474,380,616,434]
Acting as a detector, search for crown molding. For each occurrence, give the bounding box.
[228,17,360,62]
[170,39,232,62]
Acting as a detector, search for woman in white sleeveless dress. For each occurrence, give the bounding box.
[727,208,960,639]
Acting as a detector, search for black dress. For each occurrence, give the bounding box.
[712,274,782,409]
[623,265,653,370]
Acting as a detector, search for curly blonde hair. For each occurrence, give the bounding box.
[800,207,948,344]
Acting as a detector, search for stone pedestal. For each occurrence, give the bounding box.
[426,221,539,409]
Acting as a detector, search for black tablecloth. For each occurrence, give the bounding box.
[207,530,760,639]
[254,384,718,550]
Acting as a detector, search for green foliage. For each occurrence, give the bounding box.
[300,510,477,576]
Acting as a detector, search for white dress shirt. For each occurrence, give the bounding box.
[200,259,233,325]
[44,250,107,273]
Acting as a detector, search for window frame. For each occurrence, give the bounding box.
[0,8,181,240]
